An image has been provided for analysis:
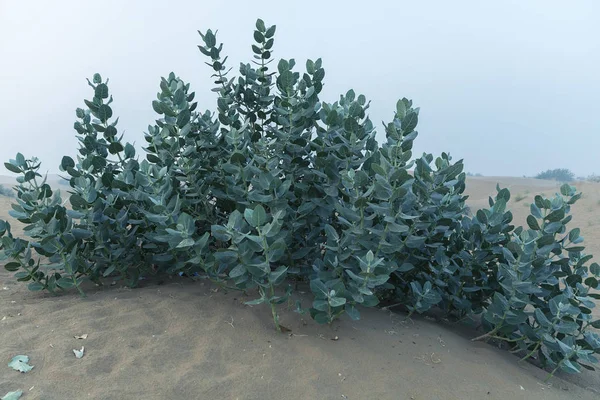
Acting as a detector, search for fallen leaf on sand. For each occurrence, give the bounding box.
[73,347,85,358]
[74,334,88,339]
[1,390,23,400]
[8,356,33,373]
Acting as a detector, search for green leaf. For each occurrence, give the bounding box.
[4,262,21,272]
[204,30,216,47]
[526,215,540,230]
[245,205,267,228]
[569,228,581,242]
[124,143,135,158]
[229,264,246,279]
[546,209,565,222]
[329,296,346,307]
[265,25,276,38]
[396,99,406,119]
[345,304,360,320]
[28,282,45,291]
[56,278,75,289]
[268,239,286,262]
[530,203,542,219]
[109,142,124,154]
[585,277,598,289]
[534,309,552,327]
[61,156,75,170]
[70,194,88,209]
[95,83,109,99]
[211,225,232,242]
[560,359,581,374]
[401,111,418,133]
[255,19,266,32]
[176,238,195,248]
[310,279,329,299]
[313,299,329,312]
[590,263,600,276]
[8,355,33,373]
[97,105,113,122]
[254,30,264,43]
[71,228,93,240]
[4,163,21,174]
[245,297,265,306]
[554,320,579,334]
[313,312,330,324]
[269,266,288,285]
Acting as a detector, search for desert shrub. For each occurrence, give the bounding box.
[535,168,575,182]
[0,184,15,197]
[514,193,527,202]
[1,19,599,375]
[587,174,600,183]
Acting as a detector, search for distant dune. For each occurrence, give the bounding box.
[0,173,68,190]
[464,176,600,257]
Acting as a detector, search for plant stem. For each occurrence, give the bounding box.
[471,324,502,342]
[519,342,541,362]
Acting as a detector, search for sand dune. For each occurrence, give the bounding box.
[1,176,600,399]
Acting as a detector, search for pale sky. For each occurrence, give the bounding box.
[1,0,598,177]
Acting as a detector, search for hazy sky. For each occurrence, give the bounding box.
[1,0,598,177]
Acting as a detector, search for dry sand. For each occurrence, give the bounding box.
[1,176,600,400]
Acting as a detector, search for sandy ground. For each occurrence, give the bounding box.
[1,176,600,400]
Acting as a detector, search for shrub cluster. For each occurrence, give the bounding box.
[587,174,600,183]
[1,19,599,376]
[0,184,15,198]
[535,168,575,182]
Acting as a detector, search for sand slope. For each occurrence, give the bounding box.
[1,176,600,400]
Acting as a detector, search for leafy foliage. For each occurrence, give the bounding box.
[0,19,598,376]
[535,168,575,182]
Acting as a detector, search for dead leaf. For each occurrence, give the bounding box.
[8,356,33,373]
[1,390,23,400]
[73,347,85,358]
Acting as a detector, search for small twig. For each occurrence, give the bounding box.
[226,316,235,328]
[381,302,403,311]
[289,333,308,338]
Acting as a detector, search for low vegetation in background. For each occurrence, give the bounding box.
[587,174,600,183]
[535,168,575,182]
[514,193,527,202]
[0,184,15,198]
[1,19,599,377]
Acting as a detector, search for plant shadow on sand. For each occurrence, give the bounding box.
[1,271,599,400]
